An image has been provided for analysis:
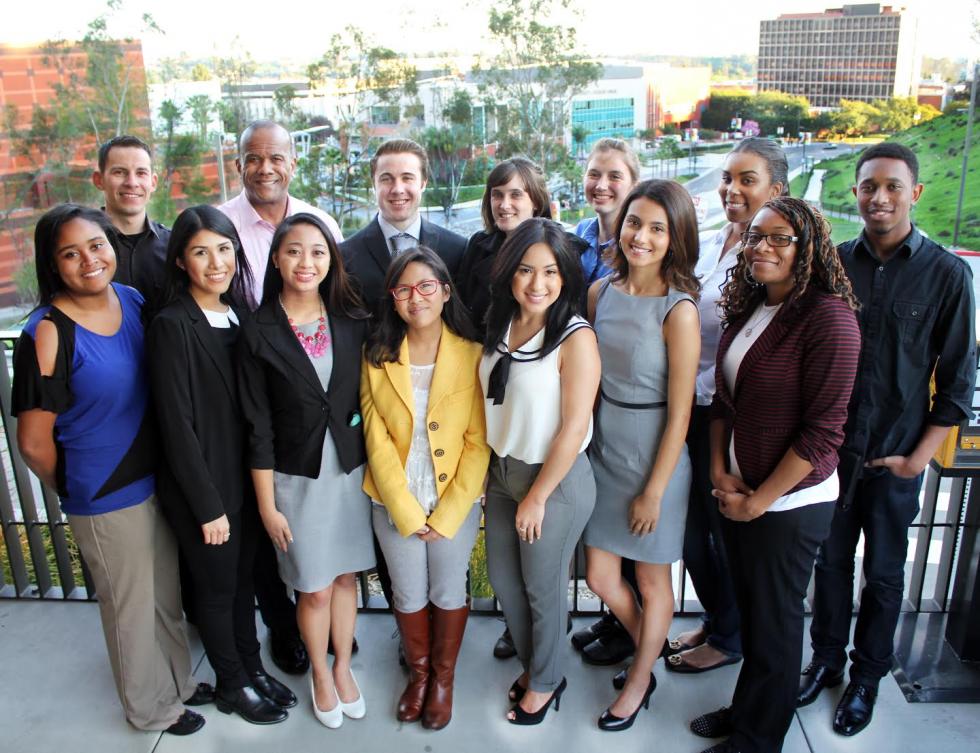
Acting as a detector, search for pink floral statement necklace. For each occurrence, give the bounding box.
[280,297,331,358]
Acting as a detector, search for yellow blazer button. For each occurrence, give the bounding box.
[434,448,445,457]
[429,421,440,431]
[438,473,448,482]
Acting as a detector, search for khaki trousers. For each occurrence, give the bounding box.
[69,495,196,730]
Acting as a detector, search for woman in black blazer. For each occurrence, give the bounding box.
[148,206,292,724]
[237,213,375,730]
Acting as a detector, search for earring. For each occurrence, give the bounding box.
[743,264,761,287]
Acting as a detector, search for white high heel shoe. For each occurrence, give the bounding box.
[340,670,366,719]
[310,672,343,728]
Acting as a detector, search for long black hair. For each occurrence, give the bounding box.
[483,217,585,355]
[260,213,367,319]
[32,204,117,305]
[160,205,254,310]
[365,246,476,366]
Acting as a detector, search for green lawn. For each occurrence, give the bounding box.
[817,112,980,249]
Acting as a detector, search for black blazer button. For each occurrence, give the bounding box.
[434,448,445,457]
[429,421,439,431]
[438,473,448,482]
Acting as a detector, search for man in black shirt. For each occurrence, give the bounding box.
[798,143,976,736]
[92,135,170,305]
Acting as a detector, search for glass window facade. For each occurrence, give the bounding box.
[572,97,635,148]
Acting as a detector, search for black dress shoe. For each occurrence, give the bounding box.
[183,682,215,706]
[571,611,620,651]
[797,660,844,707]
[165,709,205,735]
[833,682,877,737]
[269,630,310,675]
[582,630,635,666]
[690,706,734,738]
[248,670,298,709]
[216,684,289,724]
[493,626,517,659]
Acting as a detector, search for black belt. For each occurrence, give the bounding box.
[600,389,666,410]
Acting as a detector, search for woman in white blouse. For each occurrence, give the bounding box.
[479,218,601,725]
[361,246,490,730]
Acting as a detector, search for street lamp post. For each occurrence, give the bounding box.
[953,62,978,249]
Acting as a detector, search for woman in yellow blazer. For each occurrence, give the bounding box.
[361,246,490,731]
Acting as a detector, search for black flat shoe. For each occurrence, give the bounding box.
[612,666,629,690]
[165,709,205,736]
[269,630,310,675]
[183,682,215,706]
[216,684,289,724]
[572,612,621,651]
[494,626,517,659]
[508,677,567,725]
[797,660,844,708]
[248,670,297,709]
[582,630,635,666]
[833,682,877,737]
[598,672,656,731]
[666,650,742,674]
[690,706,734,738]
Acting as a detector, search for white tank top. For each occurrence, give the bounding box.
[479,316,593,464]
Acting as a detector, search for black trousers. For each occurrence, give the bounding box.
[722,502,835,753]
[681,405,741,655]
[810,468,921,687]
[165,501,263,690]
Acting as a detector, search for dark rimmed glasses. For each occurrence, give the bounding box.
[740,231,799,248]
[389,279,444,300]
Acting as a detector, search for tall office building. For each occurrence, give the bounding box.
[757,4,920,109]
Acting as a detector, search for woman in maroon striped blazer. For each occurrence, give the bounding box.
[688,197,861,753]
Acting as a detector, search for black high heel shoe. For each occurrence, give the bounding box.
[597,672,656,732]
[509,677,527,703]
[612,665,630,690]
[507,677,567,725]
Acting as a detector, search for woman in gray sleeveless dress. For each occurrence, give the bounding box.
[582,180,702,731]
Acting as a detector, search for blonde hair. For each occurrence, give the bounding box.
[587,138,640,183]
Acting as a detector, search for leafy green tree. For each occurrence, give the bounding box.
[307,26,418,227]
[185,94,213,141]
[472,0,602,171]
[831,99,880,136]
[419,126,470,221]
[212,40,256,136]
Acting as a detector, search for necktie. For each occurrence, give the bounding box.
[390,232,415,256]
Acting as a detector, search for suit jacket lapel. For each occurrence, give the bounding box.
[381,336,415,416]
[365,217,392,278]
[427,324,459,414]
[418,218,438,253]
[256,301,326,400]
[179,293,237,402]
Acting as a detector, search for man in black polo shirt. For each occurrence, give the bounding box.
[798,143,976,736]
[92,135,169,306]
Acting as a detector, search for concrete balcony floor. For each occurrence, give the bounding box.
[1,600,976,753]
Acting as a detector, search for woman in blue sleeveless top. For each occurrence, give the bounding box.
[12,204,202,735]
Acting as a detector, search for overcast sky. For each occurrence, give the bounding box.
[6,0,979,65]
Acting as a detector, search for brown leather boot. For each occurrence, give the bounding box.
[422,604,468,730]
[394,606,431,722]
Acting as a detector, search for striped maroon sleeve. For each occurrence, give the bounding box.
[791,298,861,470]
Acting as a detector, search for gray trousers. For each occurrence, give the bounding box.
[485,453,595,692]
[372,503,481,612]
[69,495,196,730]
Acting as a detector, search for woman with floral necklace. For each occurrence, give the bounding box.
[238,213,375,730]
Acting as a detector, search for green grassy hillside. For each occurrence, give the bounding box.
[815,111,980,249]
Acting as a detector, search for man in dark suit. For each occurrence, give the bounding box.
[340,138,466,311]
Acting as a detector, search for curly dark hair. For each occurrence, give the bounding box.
[719,197,859,325]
